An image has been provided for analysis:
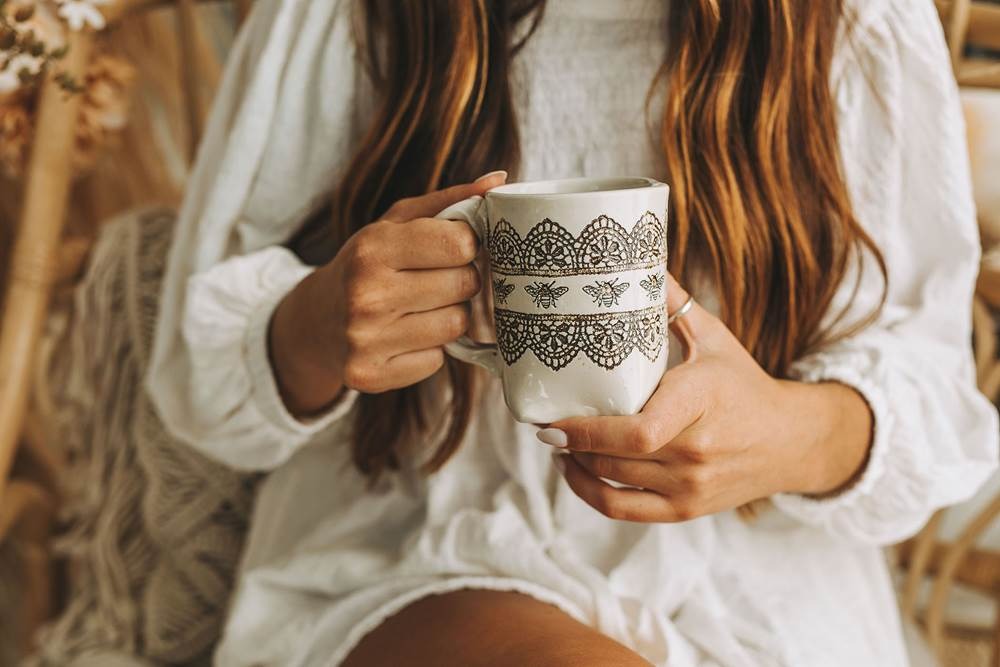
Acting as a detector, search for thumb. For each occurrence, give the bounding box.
[384,171,508,222]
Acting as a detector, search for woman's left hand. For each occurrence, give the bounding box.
[539,274,873,523]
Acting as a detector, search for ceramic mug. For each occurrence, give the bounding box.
[438,176,670,424]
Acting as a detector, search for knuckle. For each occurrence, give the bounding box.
[615,506,645,523]
[424,348,446,374]
[342,359,380,392]
[589,455,615,480]
[572,423,594,452]
[460,265,481,297]
[445,306,470,338]
[343,325,368,353]
[679,434,712,464]
[632,419,663,454]
[344,285,366,316]
[594,487,621,519]
[602,506,623,521]
[680,467,711,495]
[686,447,710,466]
[671,500,700,523]
[350,229,385,269]
[387,196,415,218]
[345,284,383,317]
[446,227,479,262]
[601,498,641,522]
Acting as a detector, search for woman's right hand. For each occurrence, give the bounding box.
[269,172,507,417]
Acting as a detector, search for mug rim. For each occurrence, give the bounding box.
[486,176,668,199]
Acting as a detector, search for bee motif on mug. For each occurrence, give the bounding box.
[639,272,665,301]
[492,277,516,305]
[524,281,570,309]
[583,277,630,308]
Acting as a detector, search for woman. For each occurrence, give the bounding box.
[149,0,998,664]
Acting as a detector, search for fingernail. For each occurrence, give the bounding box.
[536,428,568,448]
[551,453,567,473]
[475,170,508,184]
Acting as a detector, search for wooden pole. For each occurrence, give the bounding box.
[947,0,974,71]
[958,61,1000,89]
[898,510,945,622]
[0,31,93,501]
[937,1,1000,52]
[176,0,204,162]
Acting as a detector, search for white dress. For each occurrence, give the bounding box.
[147,0,1000,665]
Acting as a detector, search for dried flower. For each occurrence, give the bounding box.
[0,0,129,178]
[73,53,134,171]
[0,99,30,178]
[0,28,16,50]
[0,1,67,94]
[13,4,35,22]
[0,51,39,93]
[0,52,134,179]
[0,1,86,95]
[55,0,110,31]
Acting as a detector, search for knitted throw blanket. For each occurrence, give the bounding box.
[29,208,256,666]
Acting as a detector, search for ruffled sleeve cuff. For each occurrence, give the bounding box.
[769,343,997,545]
[182,245,358,471]
[770,355,893,527]
[243,278,359,437]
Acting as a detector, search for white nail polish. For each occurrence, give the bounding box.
[475,170,508,183]
[536,428,568,448]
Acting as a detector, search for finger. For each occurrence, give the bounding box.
[384,218,481,269]
[556,454,685,523]
[378,348,446,391]
[570,453,676,493]
[663,272,701,358]
[391,266,481,313]
[345,347,446,393]
[664,272,739,359]
[545,365,704,457]
[378,304,471,354]
[541,415,657,458]
[382,172,508,223]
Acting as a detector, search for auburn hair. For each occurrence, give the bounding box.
[293,0,886,479]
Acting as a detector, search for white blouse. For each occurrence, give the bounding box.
[147,0,999,665]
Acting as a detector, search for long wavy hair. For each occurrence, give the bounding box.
[293,0,886,479]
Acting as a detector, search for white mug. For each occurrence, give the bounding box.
[439,177,670,424]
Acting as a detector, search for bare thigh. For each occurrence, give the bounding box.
[342,589,650,667]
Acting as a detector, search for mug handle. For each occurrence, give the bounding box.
[436,196,503,377]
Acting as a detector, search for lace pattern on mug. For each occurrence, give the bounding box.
[488,212,665,277]
[494,305,665,371]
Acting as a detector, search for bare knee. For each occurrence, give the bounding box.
[501,636,651,667]
[343,589,650,667]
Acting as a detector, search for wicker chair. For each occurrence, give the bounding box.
[0,0,249,658]
[897,3,1000,666]
[936,0,1000,87]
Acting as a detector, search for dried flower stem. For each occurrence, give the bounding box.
[0,1,81,93]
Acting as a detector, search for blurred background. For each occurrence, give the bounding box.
[0,1,997,665]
